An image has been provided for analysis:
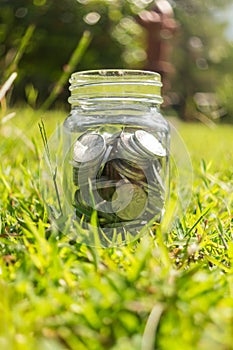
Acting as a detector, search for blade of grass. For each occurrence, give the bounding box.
[38,120,63,215]
[0,73,17,103]
[4,24,35,80]
[141,303,164,350]
[41,30,92,110]
[187,205,213,236]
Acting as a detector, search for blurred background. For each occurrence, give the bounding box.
[1,0,233,122]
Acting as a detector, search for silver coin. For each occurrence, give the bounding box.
[134,130,166,158]
[146,181,164,198]
[102,218,144,229]
[73,167,80,186]
[73,133,106,163]
[73,162,101,187]
[111,159,133,179]
[72,129,167,227]
[119,132,148,166]
[102,131,121,145]
[112,159,146,181]
[120,133,139,157]
[151,162,165,192]
[128,132,152,158]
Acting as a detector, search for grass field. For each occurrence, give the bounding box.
[0,108,233,350]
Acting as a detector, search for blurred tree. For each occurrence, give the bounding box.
[0,0,147,107]
[0,0,95,106]
[170,0,231,119]
[0,0,232,117]
[216,42,233,122]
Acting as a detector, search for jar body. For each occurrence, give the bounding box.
[63,70,170,245]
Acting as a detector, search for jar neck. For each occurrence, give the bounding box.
[68,69,163,108]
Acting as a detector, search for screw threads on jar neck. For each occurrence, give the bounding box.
[68,69,163,107]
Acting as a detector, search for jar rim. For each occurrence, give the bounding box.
[71,68,161,81]
[70,69,162,83]
[69,69,163,105]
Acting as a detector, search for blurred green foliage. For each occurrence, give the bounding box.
[1,0,233,120]
[172,0,233,120]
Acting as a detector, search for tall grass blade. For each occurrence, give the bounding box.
[41,30,92,110]
[4,25,35,80]
[38,120,63,215]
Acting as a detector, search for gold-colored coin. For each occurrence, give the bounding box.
[112,183,147,220]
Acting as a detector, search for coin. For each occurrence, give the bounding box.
[151,162,165,192]
[102,130,121,145]
[74,162,100,187]
[120,132,139,157]
[73,167,79,186]
[111,159,146,181]
[134,130,166,158]
[119,132,148,166]
[112,183,147,220]
[101,218,144,229]
[73,133,106,163]
[72,128,167,227]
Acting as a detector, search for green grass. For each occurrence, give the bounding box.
[0,108,233,350]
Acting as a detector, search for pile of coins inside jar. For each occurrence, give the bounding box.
[72,128,167,230]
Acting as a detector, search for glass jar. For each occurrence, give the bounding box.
[62,69,170,246]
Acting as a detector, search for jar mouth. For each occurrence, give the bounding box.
[68,69,163,105]
[70,69,162,82]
